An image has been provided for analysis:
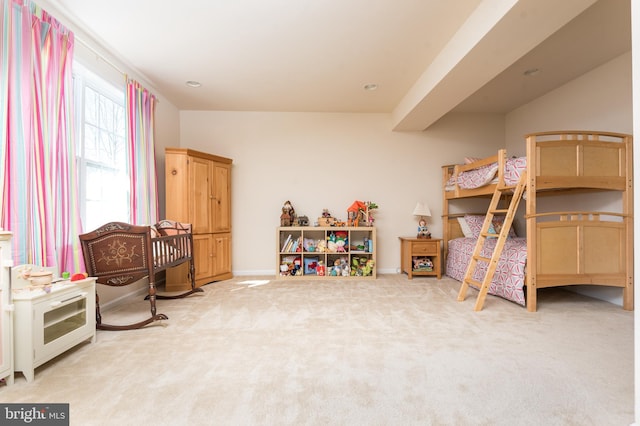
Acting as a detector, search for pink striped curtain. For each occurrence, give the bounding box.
[0,0,83,272]
[126,79,159,225]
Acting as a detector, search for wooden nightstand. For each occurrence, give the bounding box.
[399,237,442,279]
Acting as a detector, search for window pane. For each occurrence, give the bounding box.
[74,62,128,230]
[83,124,99,161]
[85,163,129,231]
[114,107,125,136]
[85,86,97,125]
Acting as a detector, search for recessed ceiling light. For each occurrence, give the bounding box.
[186,80,201,88]
[523,68,540,77]
[363,83,378,91]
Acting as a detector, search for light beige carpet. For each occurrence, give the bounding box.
[0,275,633,425]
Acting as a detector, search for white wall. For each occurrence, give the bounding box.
[178,111,504,275]
[505,51,632,151]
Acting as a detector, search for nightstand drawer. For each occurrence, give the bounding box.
[412,242,438,255]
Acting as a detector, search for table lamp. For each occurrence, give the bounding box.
[412,202,431,238]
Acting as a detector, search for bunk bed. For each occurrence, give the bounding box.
[442,130,633,312]
[79,220,203,330]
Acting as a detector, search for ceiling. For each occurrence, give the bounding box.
[45,0,630,131]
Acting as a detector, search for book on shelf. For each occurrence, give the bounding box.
[290,236,303,252]
[281,235,304,253]
[281,234,292,252]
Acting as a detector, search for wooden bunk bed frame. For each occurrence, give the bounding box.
[442,130,633,312]
[79,220,204,330]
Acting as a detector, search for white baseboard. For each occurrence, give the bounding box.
[233,269,274,276]
[232,268,401,277]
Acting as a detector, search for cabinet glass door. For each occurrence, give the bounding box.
[43,295,88,344]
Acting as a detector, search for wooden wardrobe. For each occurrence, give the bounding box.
[165,148,233,290]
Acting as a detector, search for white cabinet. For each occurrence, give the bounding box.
[0,232,13,385]
[12,274,95,382]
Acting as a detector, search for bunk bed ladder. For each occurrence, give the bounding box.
[457,172,527,311]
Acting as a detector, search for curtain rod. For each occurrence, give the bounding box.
[75,36,127,80]
[74,35,160,102]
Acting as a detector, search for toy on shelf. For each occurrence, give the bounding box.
[278,255,303,276]
[412,257,433,272]
[335,231,348,252]
[348,256,375,277]
[318,208,335,226]
[363,259,375,276]
[328,256,350,276]
[347,200,378,227]
[341,260,350,276]
[326,231,349,253]
[280,200,296,227]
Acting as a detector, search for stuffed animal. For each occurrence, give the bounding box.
[334,231,348,253]
[332,259,341,275]
[293,257,302,275]
[341,261,350,277]
[304,238,315,251]
[351,257,360,276]
[281,200,296,226]
[363,259,375,276]
[280,208,291,227]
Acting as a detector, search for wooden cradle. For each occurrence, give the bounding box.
[79,220,203,330]
[442,130,633,312]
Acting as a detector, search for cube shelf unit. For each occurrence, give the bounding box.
[276,226,376,279]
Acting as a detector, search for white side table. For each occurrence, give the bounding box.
[12,274,96,382]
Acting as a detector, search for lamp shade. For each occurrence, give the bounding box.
[412,202,431,217]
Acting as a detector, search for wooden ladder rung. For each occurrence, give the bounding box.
[465,278,483,288]
[490,209,509,214]
[480,233,499,238]
[473,255,491,263]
